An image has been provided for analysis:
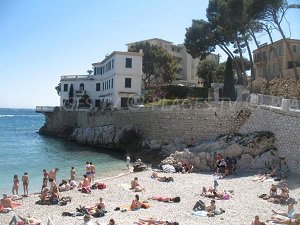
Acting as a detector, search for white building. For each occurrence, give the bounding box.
[60,51,143,108]
[126,38,219,87]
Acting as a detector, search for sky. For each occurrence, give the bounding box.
[0,0,299,108]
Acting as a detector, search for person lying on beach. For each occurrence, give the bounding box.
[134,218,179,225]
[271,203,299,219]
[0,194,21,212]
[151,172,174,182]
[131,177,145,192]
[251,215,266,225]
[148,196,180,203]
[107,218,116,225]
[80,214,101,225]
[130,194,142,210]
[201,187,231,200]
[9,214,42,225]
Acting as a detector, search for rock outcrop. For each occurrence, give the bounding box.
[69,124,141,153]
[161,131,283,172]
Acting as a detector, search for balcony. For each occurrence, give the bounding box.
[75,90,86,96]
[61,75,95,81]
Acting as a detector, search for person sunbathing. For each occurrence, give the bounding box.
[49,186,60,205]
[134,218,179,225]
[201,187,215,198]
[271,203,299,219]
[130,194,142,210]
[78,175,90,188]
[148,196,180,203]
[131,177,144,192]
[0,194,14,210]
[269,184,278,198]
[39,187,50,205]
[9,214,42,225]
[251,215,266,225]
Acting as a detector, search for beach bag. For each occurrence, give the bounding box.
[97,183,106,190]
[194,200,205,210]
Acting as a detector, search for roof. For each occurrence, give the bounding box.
[126,38,173,46]
[92,51,143,66]
[253,38,300,52]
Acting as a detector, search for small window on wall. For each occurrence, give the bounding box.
[125,58,132,68]
[125,78,131,88]
[63,84,68,92]
[79,83,84,91]
[112,59,114,68]
[96,83,101,91]
[292,45,297,53]
[111,78,113,88]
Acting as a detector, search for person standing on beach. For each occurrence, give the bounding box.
[71,166,76,180]
[48,168,59,182]
[12,175,19,195]
[126,155,131,170]
[85,162,91,181]
[90,162,95,183]
[42,169,48,189]
[22,172,29,196]
[213,172,219,191]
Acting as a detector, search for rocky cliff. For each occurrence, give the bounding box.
[160,131,284,172]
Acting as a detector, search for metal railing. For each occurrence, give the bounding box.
[249,94,300,112]
[35,106,57,113]
[60,75,94,80]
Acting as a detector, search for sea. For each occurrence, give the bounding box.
[0,108,127,195]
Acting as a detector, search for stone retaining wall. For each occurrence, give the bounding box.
[239,106,300,173]
[75,102,250,142]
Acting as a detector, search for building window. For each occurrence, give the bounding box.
[93,68,96,75]
[96,83,101,91]
[126,58,132,68]
[111,78,113,88]
[102,83,104,90]
[292,45,297,53]
[109,80,111,89]
[112,59,114,68]
[125,78,131,88]
[63,84,68,92]
[79,83,84,91]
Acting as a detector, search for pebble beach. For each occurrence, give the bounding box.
[1,170,300,225]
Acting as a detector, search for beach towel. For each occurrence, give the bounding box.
[192,211,208,217]
[162,164,176,173]
[118,183,131,190]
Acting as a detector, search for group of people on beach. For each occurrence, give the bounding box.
[11,172,29,197]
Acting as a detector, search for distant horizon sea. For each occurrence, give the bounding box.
[0,108,127,195]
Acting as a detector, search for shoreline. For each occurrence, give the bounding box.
[1,170,299,225]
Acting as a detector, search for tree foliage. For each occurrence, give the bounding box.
[128,42,178,89]
[69,84,74,104]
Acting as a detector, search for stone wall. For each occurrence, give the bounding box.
[74,102,250,142]
[239,106,300,173]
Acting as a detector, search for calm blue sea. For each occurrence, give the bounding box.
[0,108,127,195]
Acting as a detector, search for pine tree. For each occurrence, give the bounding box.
[223,57,236,101]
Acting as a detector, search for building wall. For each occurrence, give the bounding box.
[240,106,300,173]
[253,39,300,80]
[60,52,143,108]
[127,38,218,85]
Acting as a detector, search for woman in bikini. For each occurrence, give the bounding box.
[148,196,180,203]
[130,194,142,210]
[22,172,29,196]
[12,175,19,195]
[131,177,144,192]
[135,218,179,225]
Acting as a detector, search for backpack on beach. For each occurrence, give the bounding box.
[97,183,106,190]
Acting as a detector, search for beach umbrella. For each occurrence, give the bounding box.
[162,164,176,173]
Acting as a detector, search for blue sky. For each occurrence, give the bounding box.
[0,0,299,108]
